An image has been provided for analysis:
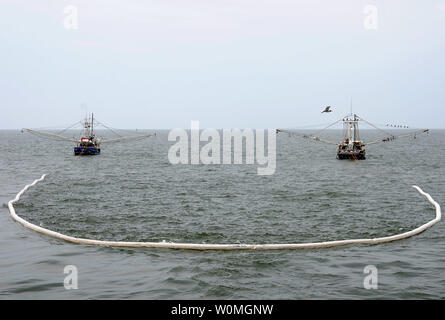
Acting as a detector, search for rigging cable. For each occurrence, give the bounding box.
[93,119,124,138]
[56,121,82,136]
[22,128,78,142]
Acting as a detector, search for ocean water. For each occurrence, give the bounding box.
[0,129,444,299]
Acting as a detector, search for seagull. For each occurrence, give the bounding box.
[321,106,332,113]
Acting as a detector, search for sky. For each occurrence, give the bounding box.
[0,0,444,129]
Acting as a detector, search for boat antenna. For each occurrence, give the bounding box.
[81,102,88,121]
[350,97,353,116]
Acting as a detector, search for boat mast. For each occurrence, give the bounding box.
[83,114,92,138]
[354,114,360,142]
[342,114,361,146]
[348,117,353,147]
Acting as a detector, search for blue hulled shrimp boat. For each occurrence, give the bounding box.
[74,114,101,155]
[23,112,154,155]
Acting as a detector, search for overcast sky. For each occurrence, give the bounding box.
[1,0,444,129]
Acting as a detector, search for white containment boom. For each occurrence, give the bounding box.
[8,174,441,250]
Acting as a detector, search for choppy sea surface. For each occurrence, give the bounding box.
[0,129,444,299]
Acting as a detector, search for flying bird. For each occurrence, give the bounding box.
[321,106,332,113]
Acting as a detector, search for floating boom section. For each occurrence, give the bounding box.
[7,174,442,250]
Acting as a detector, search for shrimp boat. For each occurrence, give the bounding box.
[277,112,429,160]
[74,114,100,155]
[23,113,155,155]
[336,114,366,160]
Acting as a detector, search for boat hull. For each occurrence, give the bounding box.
[337,151,366,160]
[74,147,101,156]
